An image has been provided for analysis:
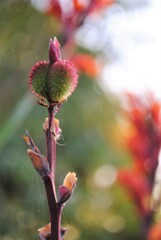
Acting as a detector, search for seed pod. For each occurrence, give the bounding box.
[28,38,78,104]
[29,61,50,100]
[47,60,78,103]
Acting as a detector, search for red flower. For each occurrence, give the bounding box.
[118,93,161,228]
[124,93,161,175]
[71,53,99,77]
[47,0,114,39]
[118,167,151,218]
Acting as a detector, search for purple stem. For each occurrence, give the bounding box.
[58,206,63,239]
[43,175,59,240]
[47,106,57,197]
[44,105,62,240]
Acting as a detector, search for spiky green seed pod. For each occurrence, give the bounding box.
[28,38,78,104]
[47,60,78,102]
[29,61,50,100]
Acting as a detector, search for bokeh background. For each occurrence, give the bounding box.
[0,0,160,239]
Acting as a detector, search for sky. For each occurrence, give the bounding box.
[101,0,161,98]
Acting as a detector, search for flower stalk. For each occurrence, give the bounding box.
[47,106,57,195]
[25,37,78,240]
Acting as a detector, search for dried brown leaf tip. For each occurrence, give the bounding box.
[23,130,40,153]
[29,37,78,104]
[23,135,30,145]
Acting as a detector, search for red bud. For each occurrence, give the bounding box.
[49,37,62,65]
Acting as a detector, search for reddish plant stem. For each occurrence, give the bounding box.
[43,175,59,240]
[58,206,63,239]
[47,106,57,197]
[45,105,62,240]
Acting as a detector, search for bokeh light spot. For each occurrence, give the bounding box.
[93,164,117,188]
[103,214,125,233]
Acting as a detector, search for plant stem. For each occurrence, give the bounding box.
[45,105,62,240]
[43,175,59,240]
[58,206,63,239]
[43,104,64,240]
[47,106,57,197]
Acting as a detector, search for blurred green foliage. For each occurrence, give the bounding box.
[0,1,144,239]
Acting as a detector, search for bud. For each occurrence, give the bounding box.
[43,118,62,141]
[43,118,49,132]
[28,37,78,104]
[38,223,51,240]
[27,149,50,178]
[49,37,61,64]
[38,223,68,239]
[52,118,62,141]
[58,172,77,206]
[63,172,77,191]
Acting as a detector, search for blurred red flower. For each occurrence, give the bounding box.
[148,222,161,240]
[124,93,161,176]
[118,93,161,233]
[118,167,151,218]
[71,53,99,77]
[47,0,114,39]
